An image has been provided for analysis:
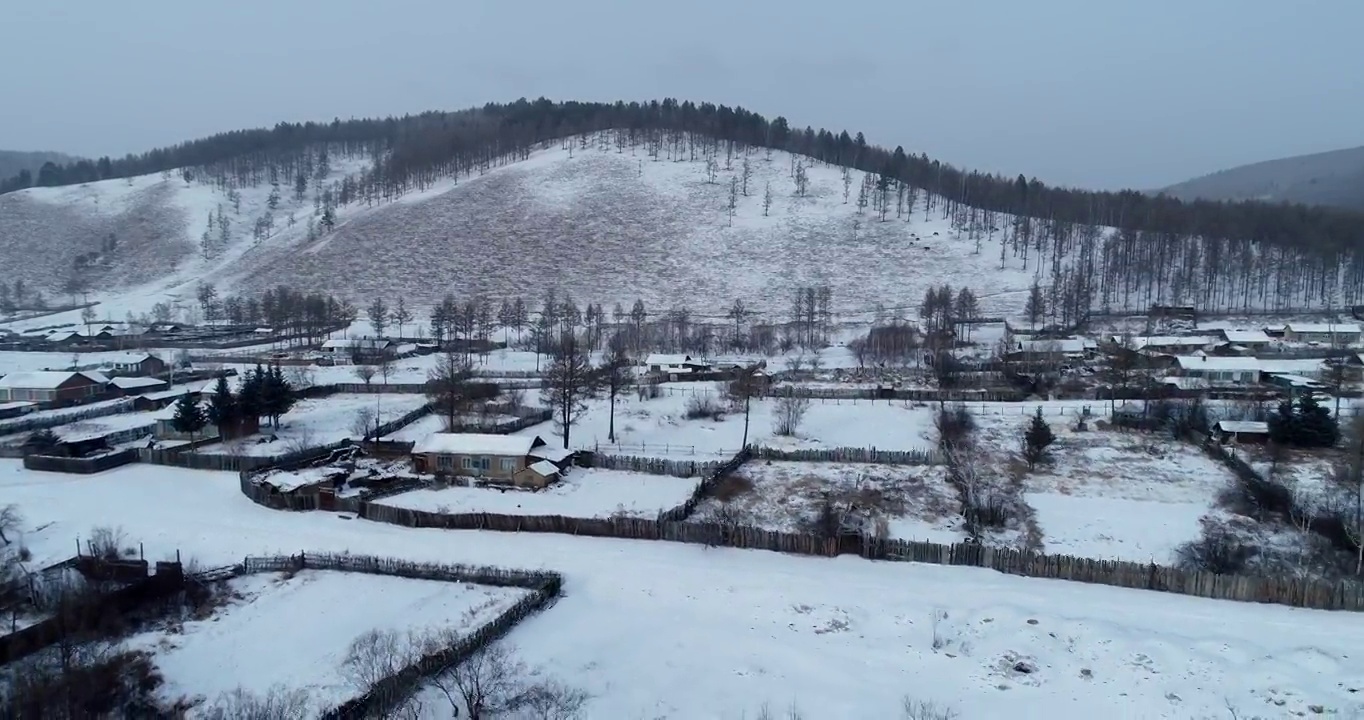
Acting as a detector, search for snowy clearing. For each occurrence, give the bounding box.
[517,385,937,459]
[691,460,965,545]
[4,460,1364,717]
[199,393,427,456]
[126,569,528,714]
[976,415,1234,564]
[376,468,697,519]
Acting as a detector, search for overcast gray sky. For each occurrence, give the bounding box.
[3,0,1361,190]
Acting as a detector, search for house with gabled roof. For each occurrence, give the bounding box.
[0,371,108,403]
[411,432,561,488]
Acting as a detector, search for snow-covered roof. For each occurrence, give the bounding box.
[1173,356,1261,372]
[150,400,208,421]
[1220,329,1271,344]
[110,376,167,390]
[1130,335,1216,349]
[1014,339,1087,354]
[0,401,36,411]
[528,445,574,463]
[526,460,559,477]
[1285,323,1361,334]
[413,433,539,457]
[1265,373,1323,387]
[45,332,77,342]
[322,338,391,349]
[0,371,108,389]
[100,352,158,366]
[1215,420,1269,434]
[645,354,694,367]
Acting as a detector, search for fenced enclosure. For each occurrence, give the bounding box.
[23,449,138,474]
[581,453,722,478]
[750,445,943,465]
[234,553,562,720]
[0,399,136,437]
[590,441,736,457]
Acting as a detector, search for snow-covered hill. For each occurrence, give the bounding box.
[1,137,1039,320]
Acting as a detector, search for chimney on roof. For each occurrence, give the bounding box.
[1201,355,1206,362]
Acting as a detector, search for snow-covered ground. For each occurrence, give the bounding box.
[376,468,697,519]
[199,393,427,456]
[691,460,965,544]
[4,460,1363,718]
[126,570,528,714]
[974,416,1234,564]
[515,384,937,459]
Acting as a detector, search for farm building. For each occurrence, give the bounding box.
[1213,420,1270,445]
[1126,336,1218,354]
[0,371,109,403]
[411,433,561,488]
[1172,356,1261,386]
[644,354,711,376]
[108,376,169,396]
[150,400,258,441]
[1281,323,1362,345]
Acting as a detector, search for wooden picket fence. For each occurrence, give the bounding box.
[230,446,1364,612]
[750,445,943,466]
[233,553,561,720]
[584,453,720,478]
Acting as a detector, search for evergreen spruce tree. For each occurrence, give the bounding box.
[262,364,296,430]
[171,393,208,444]
[1294,394,1339,448]
[205,374,238,438]
[1267,398,1297,445]
[237,364,266,429]
[1022,407,1056,469]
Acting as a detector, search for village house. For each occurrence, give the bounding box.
[1281,323,1362,345]
[1172,356,1261,386]
[1218,329,1272,349]
[1126,336,1219,354]
[0,371,109,404]
[1005,338,1090,362]
[644,354,712,376]
[1213,420,1270,445]
[411,433,562,488]
[96,352,168,377]
[321,338,395,363]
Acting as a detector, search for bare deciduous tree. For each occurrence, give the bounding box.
[201,685,315,720]
[431,643,528,720]
[351,407,377,440]
[600,337,634,443]
[342,628,416,692]
[0,504,21,546]
[353,363,377,386]
[428,351,490,432]
[541,332,601,449]
[773,394,810,436]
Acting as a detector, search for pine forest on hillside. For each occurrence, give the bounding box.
[3,99,1364,319]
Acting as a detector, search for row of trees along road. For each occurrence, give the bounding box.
[6,98,1364,316]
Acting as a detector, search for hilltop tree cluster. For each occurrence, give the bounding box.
[4,99,1363,316]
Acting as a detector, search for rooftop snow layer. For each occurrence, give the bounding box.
[413,433,539,456]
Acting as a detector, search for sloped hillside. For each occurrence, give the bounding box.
[226,144,1036,317]
[1161,145,1364,210]
[1,139,1040,318]
[0,150,81,180]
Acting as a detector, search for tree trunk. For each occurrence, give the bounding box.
[608,390,616,443]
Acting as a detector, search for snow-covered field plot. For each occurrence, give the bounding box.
[49,412,158,441]
[376,468,697,519]
[518,385,936,459]
[199,393,427,456]
[126,570,528,714]
[0,397,133,434]
[975,415,1233,564]
[4,460,1364,718]
[691,460,965,544]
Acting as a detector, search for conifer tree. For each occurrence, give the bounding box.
[172,393,207,444]
[1022,407,1056,469]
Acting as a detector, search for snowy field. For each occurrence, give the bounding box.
[516,384,937,459]
[691,460,965,544]
[199,393,427,456]
[3,460,1363,718]
[128,570,527,714]
[974,416,1234,564]
[376,468,697,519]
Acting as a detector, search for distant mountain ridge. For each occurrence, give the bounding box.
[1160,145,1364,210]
[0,150,81,182]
